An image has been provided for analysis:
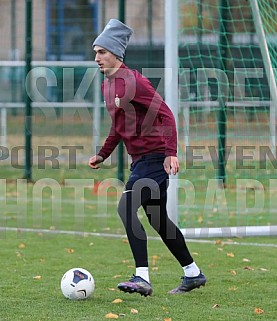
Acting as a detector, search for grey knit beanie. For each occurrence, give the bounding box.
[93,19,133,61]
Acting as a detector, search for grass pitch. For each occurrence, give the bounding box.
[0,231,276,321]
[0,165,276,320]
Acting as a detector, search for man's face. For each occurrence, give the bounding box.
[94,45,121,75]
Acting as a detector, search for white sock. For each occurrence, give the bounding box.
[136,267,150,283]
[183,262,200,277]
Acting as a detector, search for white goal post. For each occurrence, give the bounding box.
[165,0,179,225]
[250,0,277,155]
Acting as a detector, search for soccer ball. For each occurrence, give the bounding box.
[60,268,95,300]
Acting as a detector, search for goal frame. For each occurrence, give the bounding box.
[165,0,277,237]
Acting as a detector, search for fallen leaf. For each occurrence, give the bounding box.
[66,248,74,254]
[227,252,234,257]
[131,308,138,314]
[164,318,172,321]
[217,248,223,251]
[108,288,116,291]
[33,275,42,280]
[152,255,160,266]
[260,268,268,272]
[105,313,119,319]
[229,286,238,291]
[242,258,250,262]
[254,308,264,314]
[122,239,129,244]
[215,240,222,245]
[112,298,123,304]
[152,266,159,271]
[212,304,220,308]
[112,275,121,279]
[198,215,203,224]
[230,270,237,276]
[244,266,254,270]
[18,243,26,249]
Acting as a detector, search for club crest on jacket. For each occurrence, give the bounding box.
[115,94,120,107]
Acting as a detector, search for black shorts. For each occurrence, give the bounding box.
[127,153,169,197]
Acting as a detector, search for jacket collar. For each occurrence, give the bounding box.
[106,63,128,80]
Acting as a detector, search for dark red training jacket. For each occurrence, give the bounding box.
[98,63,177,162]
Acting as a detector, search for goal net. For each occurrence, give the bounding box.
[176,0,277,237]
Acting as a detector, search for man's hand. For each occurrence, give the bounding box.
[163,156,179,175]
[88,155,104,169]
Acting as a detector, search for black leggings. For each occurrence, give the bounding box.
[117,179,193,267]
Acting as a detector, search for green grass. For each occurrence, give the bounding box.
[0,232,276,321]
[0,164,276,320]
[1,111,277,321]
[0,161,277,232]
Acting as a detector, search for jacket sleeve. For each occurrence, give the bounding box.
[97,124,122,160]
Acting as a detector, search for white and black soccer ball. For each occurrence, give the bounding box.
[60,268,95,300]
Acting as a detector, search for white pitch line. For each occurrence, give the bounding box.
[0,226,277,248]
